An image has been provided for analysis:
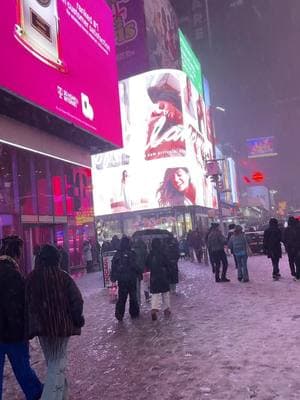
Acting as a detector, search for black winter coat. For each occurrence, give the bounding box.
[146,251,171,294]
[26,270,84,339]
[263,227,282,259]
[0,256,25,343]
[283,226,297,253]
[164,241,180,285]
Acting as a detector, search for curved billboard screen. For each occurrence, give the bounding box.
[92,69,217,216]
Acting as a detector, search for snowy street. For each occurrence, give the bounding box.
[5,255,300,400]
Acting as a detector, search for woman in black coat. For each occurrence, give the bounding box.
[263,218,282,280]
[164,237,180,293]
[146,238,171,321]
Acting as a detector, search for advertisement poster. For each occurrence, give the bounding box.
[247,137,277,159]
[179,29,203,95]
[92,69,217,216]
[109,0,149,80]
[0,0,122,147]
[246,186,270,211]
[144,0,181,71]
[102,251,116,287]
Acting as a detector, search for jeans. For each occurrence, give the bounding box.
[39,337,69,400]
[115,280,140,320]
[151,292,171,311]
[236,254,249,282]
[0,341,42,400]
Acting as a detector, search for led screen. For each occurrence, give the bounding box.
[92,69,217,216]
[0,0,122,147]
[247,136,277,159]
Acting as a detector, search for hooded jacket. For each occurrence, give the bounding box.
[146,239,171,294]
[263,220,282,259]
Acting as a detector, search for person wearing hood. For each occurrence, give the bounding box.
[164,237,180,293]
[227,224,238,269]
[283,216,298,277]
[0,236,43,400]
[26,244,84,400]
[263,218,282,280]
[207,224,230,283]
[110,237,140,321]
[146,238,172,321]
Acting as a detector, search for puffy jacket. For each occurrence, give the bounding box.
[0,256,25,343]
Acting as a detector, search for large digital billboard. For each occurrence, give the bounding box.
[247,136,277,159]
[0,0,122,147]
[179,29,203,95]
[92,69,217,216]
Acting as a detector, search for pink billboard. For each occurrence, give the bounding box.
[0,0,122,147]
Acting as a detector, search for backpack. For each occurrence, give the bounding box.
[111,251,134,282]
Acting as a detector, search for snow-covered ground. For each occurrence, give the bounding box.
[4,255,300,400]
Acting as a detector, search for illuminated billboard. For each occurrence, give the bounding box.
[92,69,217,216]
[179,29,203,95]
[110,0,181,80]
[247,136,277,158]
[0,0,122,147]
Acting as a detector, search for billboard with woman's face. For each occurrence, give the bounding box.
[92,69,217,216]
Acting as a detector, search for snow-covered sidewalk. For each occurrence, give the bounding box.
[4,255,300,400]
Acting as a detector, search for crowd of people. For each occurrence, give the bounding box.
[2,217,299,398]
[109,235,180,322]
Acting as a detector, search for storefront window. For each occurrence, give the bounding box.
[18,150,37,215]
[0,144,14,213]
[35,156,52,215]
[51,160,66,216]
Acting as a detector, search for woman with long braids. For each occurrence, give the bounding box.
[26,244,85,400]
[0,235,43,400]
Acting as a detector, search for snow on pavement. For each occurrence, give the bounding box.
[4,255,300,400]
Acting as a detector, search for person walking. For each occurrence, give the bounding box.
[283,216,297,277]
[227,224,238,269]
[57,245,70,273]
[0,235,43,400]
[207,224,230,283]
[26,244,85,400]
[110,237,140,321]
[146,238,172,321]
[263,218,282,280]
[205,223,218,273]
[132,239,148,304]
[228,226,250,283]
[82,240,93,273]
[191,229,204,264]
[164,237,180,293]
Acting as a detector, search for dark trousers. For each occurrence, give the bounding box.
[115,280,140,321]
[195,248,203,263]
[295,252,300,279]
[0,342,43,400]
[287,250,296,276]
[271,257,280,277]
[212,250,228,281]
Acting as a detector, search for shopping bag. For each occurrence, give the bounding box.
[109,284,118,303]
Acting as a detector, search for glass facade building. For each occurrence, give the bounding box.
[0,142,95,274]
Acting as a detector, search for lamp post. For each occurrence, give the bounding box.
[206,105,226,232]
